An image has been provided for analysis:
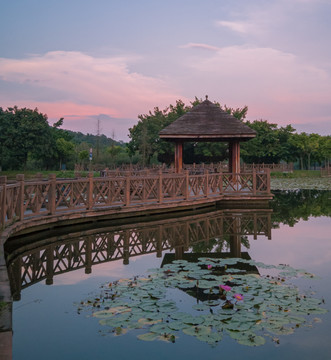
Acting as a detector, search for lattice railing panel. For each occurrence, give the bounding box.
[238,174,254,193]
[207,217,223,239]
[4,184,20,220]
[55,181,88,209]
[108,178,126,204]
[256,173,268,192]
[162,176,185,199]
[24,182,50,213]
[222,174,254,194]
[189,176,206,197]
[129,177,158,203]
[21,251,47,287]
[208,174,223,195]
[161,224,187,248]
[93,180,111,205]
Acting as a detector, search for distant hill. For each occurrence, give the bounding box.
[66,130,124,147]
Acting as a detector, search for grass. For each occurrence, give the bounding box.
[1,169,323,181]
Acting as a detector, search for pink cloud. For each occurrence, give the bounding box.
[0,51,184,139]
[179,44,331,130]
[179,43,220,52]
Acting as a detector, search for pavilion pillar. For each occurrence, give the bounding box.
[229,217,241,258]
[229,141,240,174]
[174,141,183,173]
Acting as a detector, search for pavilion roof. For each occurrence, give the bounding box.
[159,98,256,142]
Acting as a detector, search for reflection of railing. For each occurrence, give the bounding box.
[0,171,271,229]
[6,210,272,300]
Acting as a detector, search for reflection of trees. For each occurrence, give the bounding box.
[271,190,331,227]
[191,234,250,253]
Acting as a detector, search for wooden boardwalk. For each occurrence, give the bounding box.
[0,170,272,239]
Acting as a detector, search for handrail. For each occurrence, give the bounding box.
[0,170,271,230]
[100,163,293,177]
[321,166,331,177]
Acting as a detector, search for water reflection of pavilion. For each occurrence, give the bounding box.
[5,209,272,301]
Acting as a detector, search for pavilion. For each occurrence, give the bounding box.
[159,97,256,173]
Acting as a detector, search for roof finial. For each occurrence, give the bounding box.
[205,95,208,101]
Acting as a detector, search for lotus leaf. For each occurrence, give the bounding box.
[183,325,211,336]
[77,258,327,347]
[137,332,159,341]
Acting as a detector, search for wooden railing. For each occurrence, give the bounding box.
[321,166,331,177]
[100,162,293,177]
[0,170,271,230]
[242,163,293,172]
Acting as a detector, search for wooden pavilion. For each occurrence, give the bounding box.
[159,97,256,173]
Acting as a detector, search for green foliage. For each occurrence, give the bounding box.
[290,133,329,169]
[128,100,190,165]
[56,138,75,170]
[241,121,296,164]
[78,150,89,163]
[271,189,331,226]
[0,106,124,171]
[128,98,248,165]
[0,106,53,170]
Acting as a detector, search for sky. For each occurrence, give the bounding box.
[0,0,330,141]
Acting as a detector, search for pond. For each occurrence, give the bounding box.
[5,190,331,360]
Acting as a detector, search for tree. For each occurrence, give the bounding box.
[56,138,75,170]
[0,106,53,170]
[78,150,89,168]
[319,136,331,167]
[128,98,248,166]
[128,100,189,165]
[241,120,296,164]
[290,132,321,169]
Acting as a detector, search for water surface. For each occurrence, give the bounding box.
[8,190,331,360]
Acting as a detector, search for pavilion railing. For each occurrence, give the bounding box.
[99,162,292,177]
[321,166,331,177]
[0,170,271,230]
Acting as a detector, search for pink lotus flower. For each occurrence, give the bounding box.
[220,285,232,292]
[234,293,244,301]
[207,265,213,270]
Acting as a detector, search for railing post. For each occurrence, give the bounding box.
[48,174,56,215]
[125,174,131,206]
[156,225,163,257]
[253,168,257,195]
[0,176,7,228]
[205,170,209,197]
[185,170,189,200]
[46,245,54,285]
[266,168,271,194]
[87,172,94,210]
[142,177,146,202]
[219,171,223,194]
[253,213,257,240]
[16,174,25,221]
[123,230,130,265]
[158,170,163,203]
